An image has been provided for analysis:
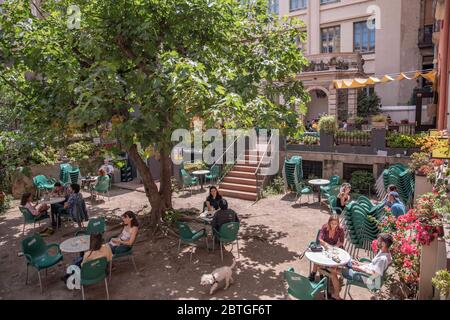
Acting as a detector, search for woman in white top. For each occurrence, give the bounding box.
[109,211,139,254]
[21,192,49,217]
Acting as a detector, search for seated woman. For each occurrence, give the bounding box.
[63,233,112,283]
[203,186,222,212]
[336,183,351,212]
[308,215,345,300]
[91,169,110,199]
[21,192,49,217]
[108,211,139,254]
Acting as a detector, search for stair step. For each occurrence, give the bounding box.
[227,171,259,179]
[219,182,258,193]
[233,165,258,173]
[236,160,270,167]
[219,189,258,201]
[223,176,261,186]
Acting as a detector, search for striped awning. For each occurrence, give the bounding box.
[333,70,437,89]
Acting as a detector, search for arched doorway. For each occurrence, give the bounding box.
[306,87,329,121]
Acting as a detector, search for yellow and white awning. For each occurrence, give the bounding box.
[333,70,437,89]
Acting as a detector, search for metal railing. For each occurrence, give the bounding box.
[214,135,241,186]
[335,130,371,146]
[254,134,274,199]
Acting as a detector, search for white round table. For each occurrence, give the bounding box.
[305,246,351,268]
[41,197,66,205]
[192,170,211,191]
[60,235,90,253]
[308,179,330,203]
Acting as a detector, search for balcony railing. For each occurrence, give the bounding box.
[303,52,364,73]
[418,25,434,48]
[335,130,371,146]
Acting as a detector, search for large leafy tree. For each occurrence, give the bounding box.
[0,0,309,226]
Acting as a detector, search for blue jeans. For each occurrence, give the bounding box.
[108,243,132,255]
[341,260,365,284]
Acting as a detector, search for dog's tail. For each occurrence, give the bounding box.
[230,259,236,269]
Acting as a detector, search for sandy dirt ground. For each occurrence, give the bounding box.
[0,185,374,300]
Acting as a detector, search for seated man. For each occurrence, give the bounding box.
[380,184,397,208]
[211,199,239,236]
[329,233,393,300]
[50,182,71,228]
[64,183,89,228]
[386,191,406,218]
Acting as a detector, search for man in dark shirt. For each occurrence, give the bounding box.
[211,199,239,234]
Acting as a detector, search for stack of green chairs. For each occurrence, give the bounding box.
[59,163,72,185]
[382,164,414,206]
[283,156,303,191]
[69,168,80,185]
[342,200,381,258]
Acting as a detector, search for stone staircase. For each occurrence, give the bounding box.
[219,145,270,201]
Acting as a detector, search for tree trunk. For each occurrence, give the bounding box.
[159,149,173,209]
[127,144,167,226]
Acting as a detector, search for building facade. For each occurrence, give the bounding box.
[275,0,435,121]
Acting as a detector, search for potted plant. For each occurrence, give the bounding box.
[318,115,338,135]
[371,114,387,129]
[354,116,366,130]
[432,270,450,300]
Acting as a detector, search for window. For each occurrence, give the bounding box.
[290,0,307,11]
[320,0,340,4]
[321,26,341,53]
[268,0,279,15]
[354,21,375,53]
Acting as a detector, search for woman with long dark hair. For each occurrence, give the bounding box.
[82,233,112,266]
[204,186,222,212]
[108,211,139,254]
[21,192,49,217]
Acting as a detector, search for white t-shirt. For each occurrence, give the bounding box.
[101,164,114,175]
[363,251,392,276]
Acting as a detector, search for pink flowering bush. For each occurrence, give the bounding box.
[375,191,446,292]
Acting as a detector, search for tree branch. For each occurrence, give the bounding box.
[115,35,153,76]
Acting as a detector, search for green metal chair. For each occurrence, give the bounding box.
[212,222,240,261]
[343,258,390,299]
[180,169,199,194]
[284,267,328,300]
[320,175,340,196]
[75,217,106,236]
[19,206,49,235]
[328,196,343,215]
[32,175,56,198]
[21,234,63,293]
[92,175,110,201]
[294,181,313,205]
[80,257,109,300]
[176,222,208,262]
[205,165,220,185]
[107,236,138,282]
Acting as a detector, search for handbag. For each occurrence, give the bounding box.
[298,241,323,260]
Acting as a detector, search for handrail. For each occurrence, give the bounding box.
[211,135,239,170]
[254,134,274,175]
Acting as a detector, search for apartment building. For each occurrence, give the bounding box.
[273,0,435,121]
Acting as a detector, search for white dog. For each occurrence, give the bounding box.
[200,260,236,295]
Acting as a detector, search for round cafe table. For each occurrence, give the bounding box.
[308,179,330,204]
[305,246,351,271]
[192,170,210,192]
[41,197,66,205]
[60,235,90,253]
